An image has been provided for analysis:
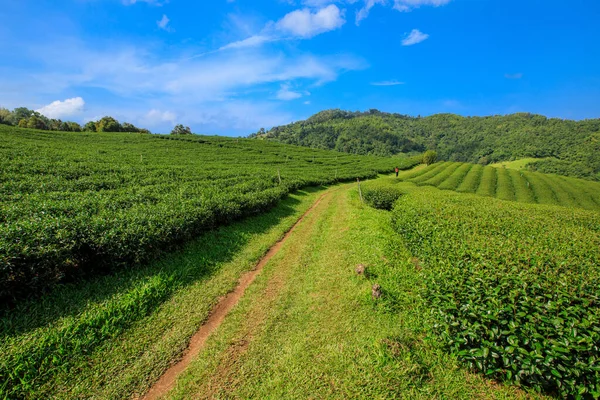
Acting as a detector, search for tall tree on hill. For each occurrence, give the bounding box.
[170,124,192,135]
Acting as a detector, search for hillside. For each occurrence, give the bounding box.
[254,110,600,181]
[0,125,416,301]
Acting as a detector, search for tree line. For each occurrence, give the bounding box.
[252,109,600,181]
[0,107,150,133]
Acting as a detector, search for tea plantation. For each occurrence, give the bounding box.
[399,161,600,210]
[389,187,600,397]
[0,125,415,301]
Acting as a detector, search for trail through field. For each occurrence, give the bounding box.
[148,182,537,400]
[142,191,331,400]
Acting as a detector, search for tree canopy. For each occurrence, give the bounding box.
[253,109,600,181]
[0,107,150,134]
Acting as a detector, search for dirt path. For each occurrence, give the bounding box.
[141,191,331,400]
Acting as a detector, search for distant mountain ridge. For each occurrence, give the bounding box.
[251,109,600,181]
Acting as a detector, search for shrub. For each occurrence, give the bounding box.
[422,150,438,165]
[363,185,403,210]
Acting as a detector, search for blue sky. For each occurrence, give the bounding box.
[1,0,599,135]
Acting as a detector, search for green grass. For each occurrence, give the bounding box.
[490,158,549,170]
[167,180,537,399]
[0,187,328,399]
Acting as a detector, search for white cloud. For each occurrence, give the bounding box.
[124,0,166,5]
[219,35,274,51]
[276,84,303,100]
[36,97,85,119]
[505,73,524,79]
[157,14,170,31]
[356,0,385,25]
[402,29,429,45]
[393,0,451,12]
[276,5,345,38]
[304,100,311,105]
[371,80,405,86]
[145,109,177,124]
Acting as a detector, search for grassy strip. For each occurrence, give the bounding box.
[475,166,497,197]
[0,187,327,399]
[495,167,516,201]
[421,162,463,187]
[507,169,536,203]
[438,163,473,191]
[167,180,536,399]
[456,164,484,193]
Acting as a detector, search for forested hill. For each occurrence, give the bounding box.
[252,110,600,181]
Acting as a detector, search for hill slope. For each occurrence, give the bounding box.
[254,110,600,181]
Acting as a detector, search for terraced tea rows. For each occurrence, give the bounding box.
[399,161,600,210]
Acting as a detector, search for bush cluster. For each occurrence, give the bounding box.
[391,189,600,397]
[362,184,403,210]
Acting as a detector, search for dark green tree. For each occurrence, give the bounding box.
[170,124,192,135]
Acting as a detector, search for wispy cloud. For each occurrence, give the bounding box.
[219,35,275,51]
[123,0,166,5]
[219,4,345,52]
[157,14,171,31]
[36,97,85,119]
[371,80,405,86]
[393,0,452,12]
[356,0,385,25]
[276,84,304,100]
[505,73,524,79]
[402,29,429,46]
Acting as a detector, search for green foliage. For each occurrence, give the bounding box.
[170,124,192,135]
[362,184,403,210]
[422,150,438,165]
[0,106,148,133]
[259,109,600,180]
[83,121,97,132]
[96,116,121,132]
[0,108,11,125]
[0,125,399,301]
[390,189,600,397]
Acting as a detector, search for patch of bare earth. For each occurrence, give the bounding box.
[140,192,330,400]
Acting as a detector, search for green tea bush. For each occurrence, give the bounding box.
[438,163,473,191]
[362,184,403,210]
[399,161,600,211]
[456,164,483,193]
[391,188,600,397]
[0,126,417,301]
